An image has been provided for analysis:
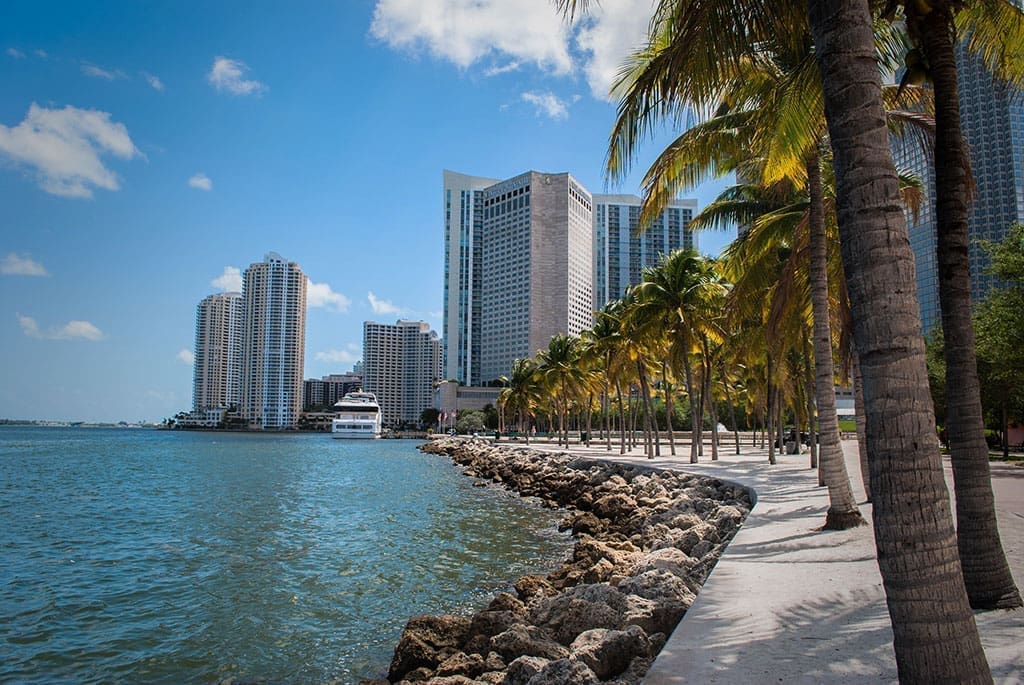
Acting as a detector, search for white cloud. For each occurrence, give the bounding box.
[368,291,406,316]
[307,279,352,312]
[188,173,212,191]
[371,0,654,103]
[315,344,361,364]
[141,71,164,91]
[7,47,25,59]
[207,56,267,96]
[483,60,520,77]
[1,253,49,276]
[177,349,194,365]
[521,91,572,120]
[18,314,104,341]
[574,0,655,100]
[34,50,47,59]
[0,103,140,198]
[211,266,242,292]
[371,0,571,74]
[81,63,127,81]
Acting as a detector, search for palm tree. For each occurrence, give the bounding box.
[535,334,585,447]
[498,358,539,445]
[582,303,628,451]
[634,249,724,462]
[893,0,1024,610]
[808,0,991,678]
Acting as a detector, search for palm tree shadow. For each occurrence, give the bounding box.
[652,587,897,683]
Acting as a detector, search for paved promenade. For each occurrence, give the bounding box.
[549,436,1024,683]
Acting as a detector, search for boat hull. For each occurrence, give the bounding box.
[330,431,380,439]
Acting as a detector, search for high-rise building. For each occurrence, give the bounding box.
[302,372,363,409]
[893,135,941,333]
[899,47,1023,334]
[192,292,244,411]
[362,320,442,427]
[592,194,697,308]
[478,171,594,383]
[957,45,1024,303]
[240,252,307,430]
[442,170,499,387]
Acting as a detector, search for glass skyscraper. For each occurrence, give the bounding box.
[592,194,697,308]
[900,45,1024,335]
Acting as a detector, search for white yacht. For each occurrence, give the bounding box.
[331,391,382,439]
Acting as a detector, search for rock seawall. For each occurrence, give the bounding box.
[381,437,752,684]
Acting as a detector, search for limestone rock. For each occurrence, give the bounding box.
[388,615,471,682]
[568,625,650,680]
[504,656,550,685]
[490,624,569,661]
[525,658,599,685]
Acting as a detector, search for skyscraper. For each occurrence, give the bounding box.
[478,171,594,384]
[240,252,307,430]
[592,194,697,308]
[362,320,442,427]
[192,292,244,411]
[442,170,498,387]
[957,45,1024,303]
[899,47,1024,334]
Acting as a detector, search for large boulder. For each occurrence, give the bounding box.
[504,656,550,685]
[568,626,651,680]
[618,569,697,606]
[387,615,471,682]
[490,624,569,661]
[525,658,600,685]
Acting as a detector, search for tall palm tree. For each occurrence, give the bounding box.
[634,249,724,462]
[498,358,539,445]
[535,334,585,447]
[893,0,1024,610]
[611,11,937,527]
[808,0,991,678]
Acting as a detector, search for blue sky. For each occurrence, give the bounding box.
[0,1,733,422]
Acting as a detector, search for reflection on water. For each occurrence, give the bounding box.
[0,427,571,683]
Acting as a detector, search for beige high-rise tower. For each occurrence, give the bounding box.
[479,171,593,383]
[192,292,244,411]
[240,252,307,430]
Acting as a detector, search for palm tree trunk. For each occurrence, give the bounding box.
[701,339,719,461]
[809,0,991,677]
[637,360,660,457]
[767,355,776,466]
[807,148,864,529]
[616,383,626,454]
[803,336,819,469]
[918,6,1021,610]
[663,361,676,456]
[852,349,871,501]
[680,329,699,463]
[721,369,741,455]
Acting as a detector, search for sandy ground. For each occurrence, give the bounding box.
[546,435,1024,684]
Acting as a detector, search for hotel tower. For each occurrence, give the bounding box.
[469,171,594,384]
[240,252,307,430]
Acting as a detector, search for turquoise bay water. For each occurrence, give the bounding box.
[0,427,571,683]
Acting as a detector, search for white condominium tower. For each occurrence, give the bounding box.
[362,320,442,428]
[240,252,307,430]
[192,292,244,411]
[592,194,698,308]
[442,170,499,387]
[479,171,594,384]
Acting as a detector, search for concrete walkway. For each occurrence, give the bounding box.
[545,436,1024,683]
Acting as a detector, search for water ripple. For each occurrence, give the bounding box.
[0,427,571,683]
